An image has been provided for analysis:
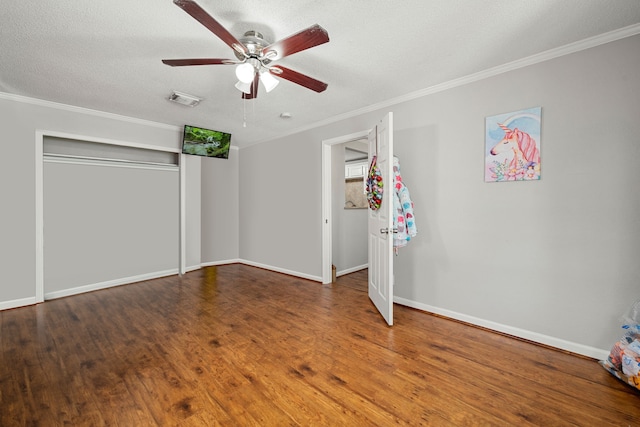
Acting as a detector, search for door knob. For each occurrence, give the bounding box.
[380,228,398,234]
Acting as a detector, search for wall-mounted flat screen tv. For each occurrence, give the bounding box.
[182,125,231,159]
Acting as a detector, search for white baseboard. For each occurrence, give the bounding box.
[44,268,179,300]
[0,296,37,311]
[184,264,203,273]
[236,259,322,282]
[337,264,368,277]
[200,259,242,268]
[201,259,322,282]
[394,296,609,360]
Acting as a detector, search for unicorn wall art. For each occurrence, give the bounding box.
[485,107,541,182]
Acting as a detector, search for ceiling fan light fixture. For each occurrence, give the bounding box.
[259,71,279,93]
[235,80,252,94]
[235,62,255,84]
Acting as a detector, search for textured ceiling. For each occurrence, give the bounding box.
[2,1,639,147]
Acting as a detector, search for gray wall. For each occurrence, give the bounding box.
[237,34,640,356]
[201,148,240,264]
[238,136,322,277]
[184,154,202,270]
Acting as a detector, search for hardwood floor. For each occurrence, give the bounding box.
[335,268,368,292]
[1,264,638,426]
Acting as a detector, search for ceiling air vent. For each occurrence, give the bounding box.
[168,91,202,107]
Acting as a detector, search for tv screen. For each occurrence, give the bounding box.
[182,125,231,159]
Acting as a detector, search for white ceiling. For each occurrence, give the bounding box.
[2,1,639,148]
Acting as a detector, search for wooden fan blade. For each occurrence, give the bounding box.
[241,73,260,100]
[173,0,248,56]
[263,24,329,61]
[162,58,237,66]
[270,66,328,93]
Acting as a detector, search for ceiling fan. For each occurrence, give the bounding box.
[162,0,330,100]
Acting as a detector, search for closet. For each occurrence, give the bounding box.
[43,136,180,299]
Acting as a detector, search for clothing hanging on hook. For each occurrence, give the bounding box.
[392,156,417,254]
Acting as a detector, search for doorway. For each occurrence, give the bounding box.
[321,113,395,325]
[321,131,369,284]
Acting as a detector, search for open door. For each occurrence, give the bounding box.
[367,112,394,325]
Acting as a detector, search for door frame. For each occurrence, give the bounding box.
[321,130,369,284]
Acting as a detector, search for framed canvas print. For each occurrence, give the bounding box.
[485,107,541,182]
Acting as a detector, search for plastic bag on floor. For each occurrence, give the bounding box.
[600,299,640,390]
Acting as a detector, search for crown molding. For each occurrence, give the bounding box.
[0,91,180,132]
[248,23,640,149]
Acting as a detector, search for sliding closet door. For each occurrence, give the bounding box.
[43,138,179,299]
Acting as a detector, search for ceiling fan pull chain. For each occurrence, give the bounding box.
[243,98,247,128]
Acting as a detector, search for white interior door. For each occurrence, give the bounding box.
[368,112,394,325]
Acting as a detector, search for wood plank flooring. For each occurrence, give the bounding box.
[1,264,638,426]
